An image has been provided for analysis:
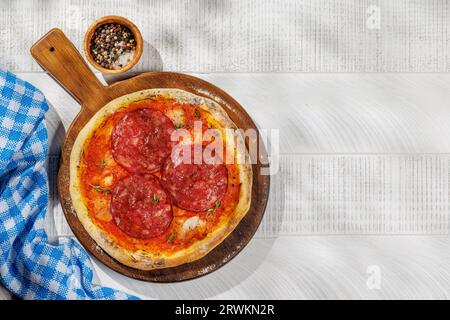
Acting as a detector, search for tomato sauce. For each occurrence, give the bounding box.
[79,98,241,253]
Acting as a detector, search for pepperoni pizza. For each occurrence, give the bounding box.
[70,89,252,270]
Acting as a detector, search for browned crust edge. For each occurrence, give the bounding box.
[69,88,252,270]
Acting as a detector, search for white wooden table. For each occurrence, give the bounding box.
[1,1,450,300]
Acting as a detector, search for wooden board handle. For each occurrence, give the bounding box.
[30,28,108,114]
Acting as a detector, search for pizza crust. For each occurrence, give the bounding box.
[70,88,252,270]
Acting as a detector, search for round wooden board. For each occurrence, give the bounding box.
[31,29,270,282]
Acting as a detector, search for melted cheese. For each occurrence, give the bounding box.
[96,207,112,222]
[166,107,185,127]
[181,216,205,237]
[102,173,114,187]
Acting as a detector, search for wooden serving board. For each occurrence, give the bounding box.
[30,28,270,282]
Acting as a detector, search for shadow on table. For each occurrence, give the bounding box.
[42,45,288,297]
[46,102,65,155]
[95,237,278,299]
[101,40,164,84]
[44,102,65,240]
[95,169,284,299]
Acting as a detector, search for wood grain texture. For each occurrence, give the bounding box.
[5,72,450,299]
[31,29,269,281]
[31,28,108,114]
[92,236,450,299]
[0,0,448,72]
[22,72,450,238]
[2,0,450,300]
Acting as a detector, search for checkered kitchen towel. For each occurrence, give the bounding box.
[0,70,138,299]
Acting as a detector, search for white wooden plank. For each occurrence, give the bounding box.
[91,236,450,299]
[18,72,450,237]
[2,0,450,300]
[4,72,450,299]
[199,74,450,154]
[0,0,448,73]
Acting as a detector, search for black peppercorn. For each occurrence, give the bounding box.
[90,23,137,70]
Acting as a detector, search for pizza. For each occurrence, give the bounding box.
[69,88,252,270]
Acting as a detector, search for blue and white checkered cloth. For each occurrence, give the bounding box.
[0,70,138,300]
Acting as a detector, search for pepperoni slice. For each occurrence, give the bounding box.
[161,145,228,211]
[111,174,172,239]
[111,108,174,173]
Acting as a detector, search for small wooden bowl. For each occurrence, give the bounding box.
[84,16,143,74]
